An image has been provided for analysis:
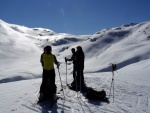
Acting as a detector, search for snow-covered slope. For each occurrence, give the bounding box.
[0,19,150,113]
[0,19,89,81]
[83,22,150,72]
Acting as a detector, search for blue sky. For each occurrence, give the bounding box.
[0,0,150,35]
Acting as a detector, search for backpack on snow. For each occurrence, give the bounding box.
[86,88,109,102]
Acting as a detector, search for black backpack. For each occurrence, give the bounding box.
[86,88,109,102]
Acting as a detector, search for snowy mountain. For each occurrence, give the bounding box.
[0,19,150,113]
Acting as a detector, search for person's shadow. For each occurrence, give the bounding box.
[38,100,58,113]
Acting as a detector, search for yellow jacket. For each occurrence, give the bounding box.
[42,54,55,70]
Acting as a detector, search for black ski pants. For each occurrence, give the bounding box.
[76,67,85,87]
[40,69,56,94]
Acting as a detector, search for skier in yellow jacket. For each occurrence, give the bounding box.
[39,45,59,102]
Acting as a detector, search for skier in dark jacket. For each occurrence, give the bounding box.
[65,48,76,86]
[39,45,59,102]
[75,46,85,90]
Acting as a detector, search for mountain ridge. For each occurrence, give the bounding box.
[0,19,150,80]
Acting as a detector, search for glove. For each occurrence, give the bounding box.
[57,62,60,69]
[112,64,117,71]
[65,57,67,63]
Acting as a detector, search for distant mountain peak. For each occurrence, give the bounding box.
[122,23,138,27]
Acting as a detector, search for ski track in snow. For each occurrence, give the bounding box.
[134,96,150,113]
[85,72,150,113]
[0,72,150,113]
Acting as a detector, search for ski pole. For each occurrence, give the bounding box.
[66,62,68,85]
[75,75,78,97]
[57,67,65,101]
[80,72,81,93]
[109,75,113,98]
[109,70,114,102]
[80,68,83,93]
[75,70,86,113]
[112,71,114,103]
[57,66,66,111]
[109,64,116,103]
[65,57,68,85]
[112,64,116,103]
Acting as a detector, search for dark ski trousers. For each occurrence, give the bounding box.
[76,67,85,87]
[40,69,56,94]
[71,65,77,85]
